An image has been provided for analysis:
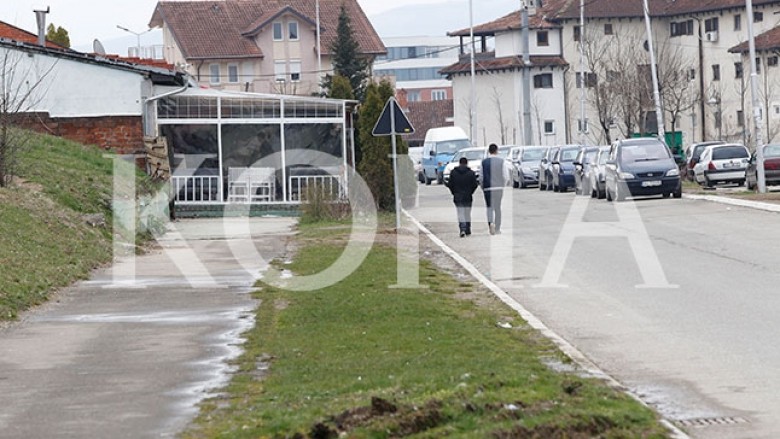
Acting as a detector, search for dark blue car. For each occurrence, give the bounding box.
[550,146,581,192]
[605,138,682,201]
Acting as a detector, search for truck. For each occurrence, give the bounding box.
[421,126,472,185]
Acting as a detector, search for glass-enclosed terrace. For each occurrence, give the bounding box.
[157,89,354,204]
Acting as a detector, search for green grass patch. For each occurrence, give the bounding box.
[183,221,671,438]
[0,132,159,320]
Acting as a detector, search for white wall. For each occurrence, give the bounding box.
[2,46,146,118]
[495,29,561,58]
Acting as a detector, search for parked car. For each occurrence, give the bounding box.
[685,140,725,181]
[692,143,750,187]
[538,146,559,191]
[746,144,780,189]
[442,147,485,185]
[605,138,682,201]
[408,146,424,183]
[588,146,611,199]
[509,145,545,188]
[573,146,600,196]
[550,145,581,192]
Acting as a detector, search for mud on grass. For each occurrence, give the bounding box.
[182,218,671,439]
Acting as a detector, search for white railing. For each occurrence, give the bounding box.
[288,175,344,202]
[172,175,221,204]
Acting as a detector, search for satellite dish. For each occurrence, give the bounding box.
[93,39,106,55]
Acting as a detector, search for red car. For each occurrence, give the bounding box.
[746,144,780,189]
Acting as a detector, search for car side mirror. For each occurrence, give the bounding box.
[429,150,435,157]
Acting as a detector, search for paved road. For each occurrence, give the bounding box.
[0,218,294,439]
[408,183,780,439]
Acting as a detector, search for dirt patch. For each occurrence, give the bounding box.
[309,397,444,438]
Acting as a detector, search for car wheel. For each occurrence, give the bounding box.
[519,178,526,189]
[513,179,519,189]
[736,179,745,187]
[704,176,713,187]
[673,186,682,198]
[591,186,597,198]
[663,192,671,198]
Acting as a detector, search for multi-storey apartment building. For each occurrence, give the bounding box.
[446,0,780,148]
[149,0,385,95]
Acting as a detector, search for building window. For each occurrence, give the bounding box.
[290,60,301,81]
[274,61,286,81]
[537,31,549,46]
[578,118,589,133]
[227,64,239,83]
[407,91,421,102]
[737,110,745,127]
[533,73,553,89]
[288,21,299,40]
[604,23,613,35]
[712,64,721,81]
[756,57,762,74]
[670,20,693,37]
[768,56,778,67]
[735,62,743,79]
[754,11,764,22]
[573,25,581,42]
[431,89,447,100]
[705,17,719,32]
[273,22,283,41]
[576,72,597,88]
[606,70,621,82]
[209,63,220,84]
[687,68,696,80]
[714,111,722,130]
[544,120,555,134]
[734,14,741,31]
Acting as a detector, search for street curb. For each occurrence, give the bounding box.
[403,209,690,439]
[683,193,780,213]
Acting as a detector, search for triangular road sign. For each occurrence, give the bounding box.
[372,97,415,136]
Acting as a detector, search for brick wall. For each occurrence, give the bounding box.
[16,113,145,155]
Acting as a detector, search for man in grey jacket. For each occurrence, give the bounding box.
[480,143,509,235]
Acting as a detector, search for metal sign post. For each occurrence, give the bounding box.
[372,97,415,230]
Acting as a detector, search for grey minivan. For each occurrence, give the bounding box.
[605,138,682,201]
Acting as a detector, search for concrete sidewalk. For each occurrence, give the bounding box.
[0,217,295,439]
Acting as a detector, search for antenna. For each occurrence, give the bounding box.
[93,39,106,55]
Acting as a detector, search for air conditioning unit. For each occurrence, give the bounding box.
[705,31,719,42]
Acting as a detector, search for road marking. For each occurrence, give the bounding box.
[403,209,690,439]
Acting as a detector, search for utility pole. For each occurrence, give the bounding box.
[316,0,323,95]
[521,0,533,145]
[469,0,477,144]
[746,0,767,192]
[641,0,665,143]
[579,0,586,145]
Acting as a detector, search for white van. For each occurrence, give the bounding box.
[421,126,471,185]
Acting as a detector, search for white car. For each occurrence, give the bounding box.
[442,147,485,185]
[693,143,750,187]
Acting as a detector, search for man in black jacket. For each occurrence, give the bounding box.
[446,157,479,237]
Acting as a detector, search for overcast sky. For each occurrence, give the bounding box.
[0,0,517,47]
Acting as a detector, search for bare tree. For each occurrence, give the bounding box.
[656,39,698,154]
[0,47,56,187]
[491,86,508,144]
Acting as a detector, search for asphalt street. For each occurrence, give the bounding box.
[0,218,294,439]
[408,183,780,439]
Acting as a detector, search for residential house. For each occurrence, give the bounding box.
[448,0,780,149]
[442,10,569,146]
[0,20,184,155]
[149,0,385,95]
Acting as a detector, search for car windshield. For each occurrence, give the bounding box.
[620,143,670,162]
[584,151,598,163]
[497,148,510,159]
[559,148,579,162]
[692,144,711,160]
[460,149,485,160]
[712,146,748,160]
[436,139,471,154]
[598,151,609,165]
[765,144,780,158]
[522,149,545,161]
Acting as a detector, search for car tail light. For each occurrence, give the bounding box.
[708,162,716,171]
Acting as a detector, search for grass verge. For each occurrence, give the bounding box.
[0,132,160,321]
[183,220,671,438]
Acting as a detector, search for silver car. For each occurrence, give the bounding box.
[510,146,546,188]
[588,146,611,199]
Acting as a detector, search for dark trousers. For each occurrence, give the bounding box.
[483,188,503,231]
[454,199,473,234]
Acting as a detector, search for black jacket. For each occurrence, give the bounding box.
[446,165,479,203]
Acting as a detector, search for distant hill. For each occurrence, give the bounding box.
[369,0,518,39]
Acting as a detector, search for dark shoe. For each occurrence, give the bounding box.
[460,231,466,238]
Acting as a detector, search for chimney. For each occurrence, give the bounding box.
[34,7,50,47]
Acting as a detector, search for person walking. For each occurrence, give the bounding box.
[481,143,509,235]
[446,156,479,237]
